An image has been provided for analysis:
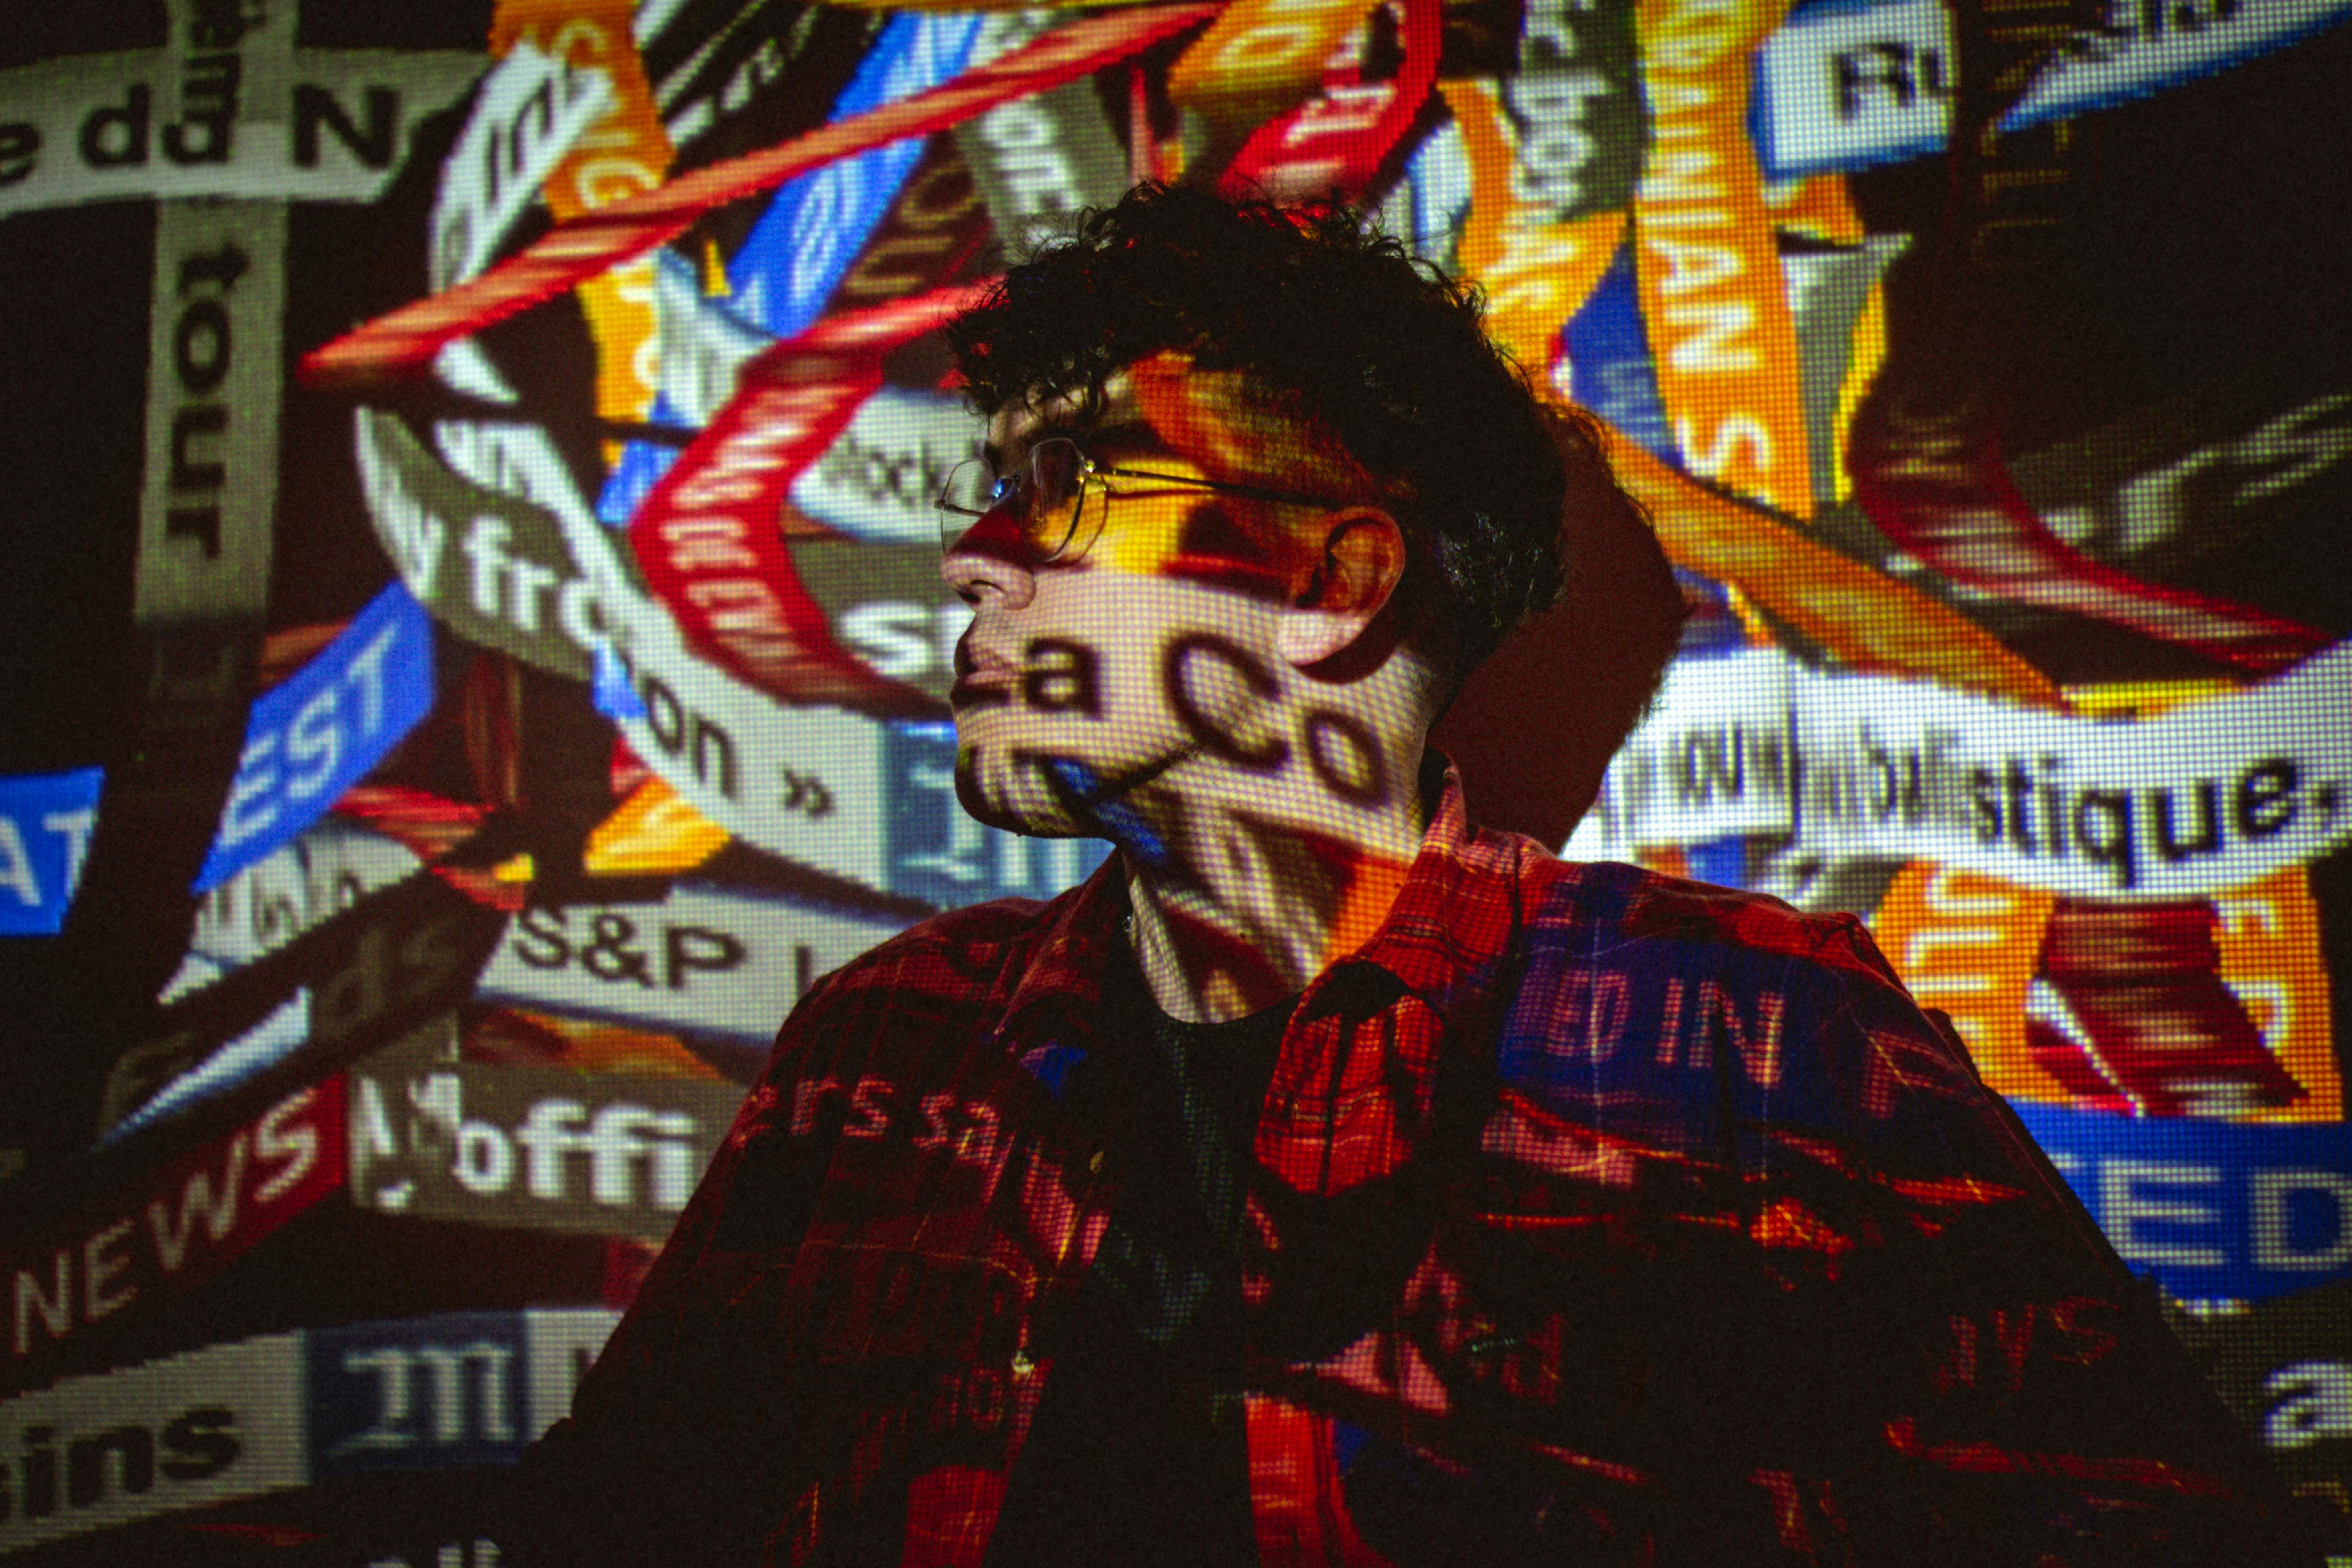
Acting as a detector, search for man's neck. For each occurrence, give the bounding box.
[1116,750,1431,1024]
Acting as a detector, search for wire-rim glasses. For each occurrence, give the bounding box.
[936,436,1351,562]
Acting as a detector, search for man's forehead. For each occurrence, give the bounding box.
[984,371,1147,462]
[984,362,1166,451]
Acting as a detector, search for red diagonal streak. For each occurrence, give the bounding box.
[620,276,995,722]
[297,1,1219,389]
[798,277,1002,357]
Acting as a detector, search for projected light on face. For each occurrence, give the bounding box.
[940,353,1439,1012]
[945,356,1374,834]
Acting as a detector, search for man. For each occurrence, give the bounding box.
[509,185,2314,1566]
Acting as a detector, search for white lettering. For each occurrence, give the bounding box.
[254,1088,320,1204]
[220,734,278,846]
[342,622,396,736]
[0,818,40,905]
[1662,300,1759,373]
[287,686,341,798]
[2099,1159,2225,1268]
[42,808,95,898]
[13,1252,71,1354]
[2251,1169,2352,1273]
[81,1219,137,1320]
[2264,1361,2352,1450]
[464,516,511,615]
[146,1135,249,1273]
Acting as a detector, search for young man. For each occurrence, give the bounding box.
[509,186,2314,1566]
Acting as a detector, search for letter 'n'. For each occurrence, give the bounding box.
[1698,980,1784,1088]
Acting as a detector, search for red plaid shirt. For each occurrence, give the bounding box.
[510,766,2311,1566]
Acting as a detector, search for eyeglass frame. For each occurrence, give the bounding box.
[935,435,1358,563]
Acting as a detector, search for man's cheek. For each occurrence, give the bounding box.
[1098,504,1294,595]
[1016,637,1102,717]
[1161,631,1288,769]
[1094,499,1193,577]
[1157,556,1295,601]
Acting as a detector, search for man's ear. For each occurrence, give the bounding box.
[1276,509,1407,670]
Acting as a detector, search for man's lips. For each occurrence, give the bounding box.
[949,673,1014,709]
[949,644,1016,709]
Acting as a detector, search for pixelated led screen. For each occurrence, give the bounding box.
[0,0,2348,1558]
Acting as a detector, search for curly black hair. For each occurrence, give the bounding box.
[943,182,1644,679]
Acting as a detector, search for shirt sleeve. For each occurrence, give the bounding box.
[500,991,838,1567]
[1764,914,2324,1565]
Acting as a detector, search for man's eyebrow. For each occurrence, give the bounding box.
[984,417,1162,473]
[1072,419,1159,453]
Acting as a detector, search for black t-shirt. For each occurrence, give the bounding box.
[981,972,1294,1568]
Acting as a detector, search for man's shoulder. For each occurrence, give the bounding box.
[1493,849,1927,1068]
[1495,848,1988,1128]
[795,889,1071,1017]
[1516,847,1897,987]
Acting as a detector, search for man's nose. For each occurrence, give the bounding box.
[941,508,1037,609]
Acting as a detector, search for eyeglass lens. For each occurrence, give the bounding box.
[937,439,1088,560]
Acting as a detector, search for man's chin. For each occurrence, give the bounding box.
[952,746,1094,838]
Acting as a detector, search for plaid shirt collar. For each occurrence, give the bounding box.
[989,753,1533,1099]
